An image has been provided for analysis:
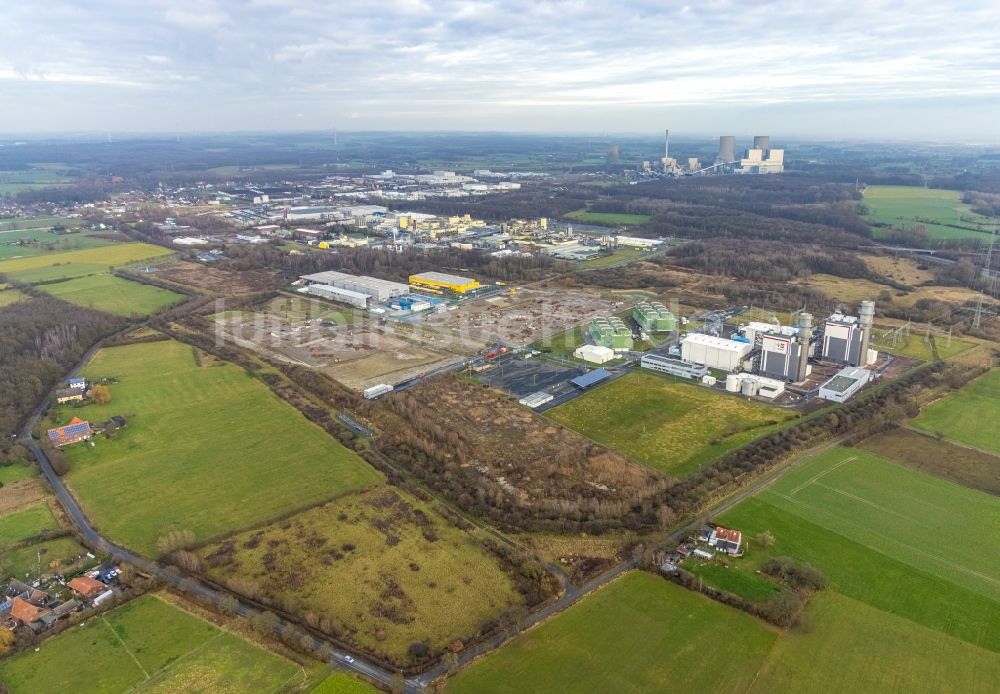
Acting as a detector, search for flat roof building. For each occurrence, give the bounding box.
[409,271,481,295]
[640,353,709,379]
[818,366,871,402]
[300,271,409,302]
[681,333,751,372]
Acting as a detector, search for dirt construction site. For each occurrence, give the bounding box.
[417,286,624,347]
[213,296,469,390]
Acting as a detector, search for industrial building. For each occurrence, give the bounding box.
[818,366,871,402]
[737,320,810,382]
[408,271,481,295]
[589,317,634,351]
[820,301,876,367]
[298,284,370,309]
[640,353,709,379]
[300,271,409,302]
[518,391,554,409]
[724,373,786,399]
[633,301,676,333]
[681,333,751,372]
[574,344,616,364]
[737,136,785,174]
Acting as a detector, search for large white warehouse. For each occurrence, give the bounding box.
[681,334,751,372]
[300,271,409,302]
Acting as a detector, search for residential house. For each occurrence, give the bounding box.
[47,417,93,447]
[67,575,105,600]
[68,377,87,391]
[708,526,743,555]
[55,388,84,405]
[9,597,51,631]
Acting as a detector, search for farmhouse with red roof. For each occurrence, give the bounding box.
[47,417,92,447]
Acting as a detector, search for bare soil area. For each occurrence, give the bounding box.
[859,427,1000,496]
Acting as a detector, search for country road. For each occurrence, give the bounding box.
[20,328,845,692]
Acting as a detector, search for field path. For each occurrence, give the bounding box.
[102,615,150,680]
[789,455,856,495]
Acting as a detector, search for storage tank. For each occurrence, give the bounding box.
[725,374,742,393]
[741,379,759,397]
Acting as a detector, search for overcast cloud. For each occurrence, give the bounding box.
[2,0,998,140]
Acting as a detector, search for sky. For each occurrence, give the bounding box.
[2,0,999,141]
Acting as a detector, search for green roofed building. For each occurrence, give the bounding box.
[588,316,634,351]
[633,301,676,333]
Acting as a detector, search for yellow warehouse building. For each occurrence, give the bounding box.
[409,271,481,294]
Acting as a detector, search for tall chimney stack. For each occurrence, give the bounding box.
[665,129,669,160]
[858,300,875,366]
[797,313,813,381]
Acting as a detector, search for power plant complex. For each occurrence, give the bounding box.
[674,300,879,402]
[638,132,785,176]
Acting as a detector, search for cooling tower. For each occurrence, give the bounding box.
[753,135,770,153]
[607,144,621,165]
[717,136,736,164]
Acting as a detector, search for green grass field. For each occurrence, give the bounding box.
[0,230,115,260]
[447,571,777,694]
[749,591,1000,693]
[0,594,302,693]
[0,463,35,484]
[912,368,1000,453]
[0,243,172,283]
[579,248,647,268]
[547,371,792,477]
[863,186,995,241]
[311,672,379,694]
[715,448,1000,653]
[199,487,522,664]
[0,502,60,549]
[565,209,651,226]
[0,216,82,233]
[759,448,1000,602]
[873,331,976,361]
[0,287,28,306]
[0,536,89,581]
[39,273,184,317]
[63,339,382,555]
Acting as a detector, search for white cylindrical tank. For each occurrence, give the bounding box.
[725,374,741,393]
[741,379,759,397]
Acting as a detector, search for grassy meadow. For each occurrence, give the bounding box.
[0,594,302,693]
[199,487,522,664]
[912,368,1000,453]
[713,448,1000,652]
[38,273,184,317]
[0,287,28,306]
[863,185,995,241]
[62,339,382,555]
[748,591,1000,693]
[547,371,792,477]
[447,571,777,694]
[0,229,115,260]
[0,243,172,283]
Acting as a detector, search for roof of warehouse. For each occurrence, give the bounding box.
[682,333,751,352]
[570,369,613,389]
[411,271,477,285]
[300,271,409,291]
[301,284,370,300]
